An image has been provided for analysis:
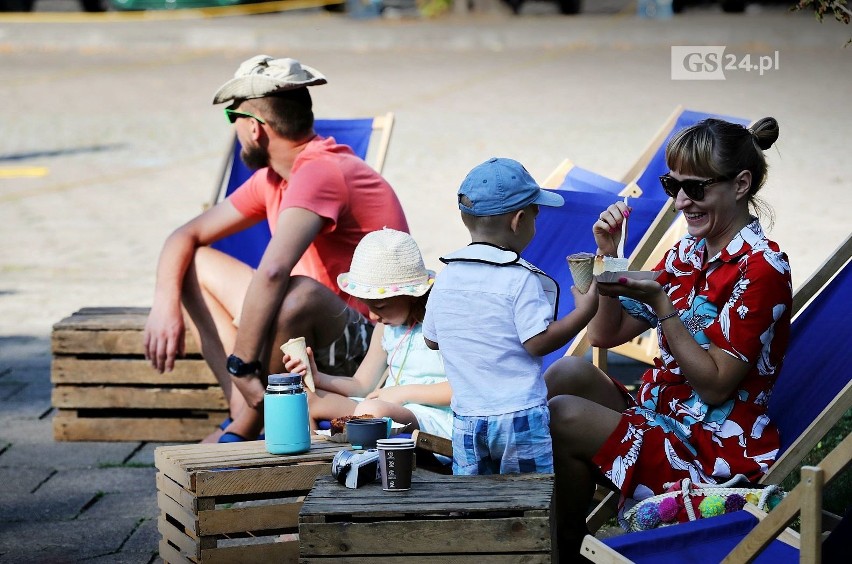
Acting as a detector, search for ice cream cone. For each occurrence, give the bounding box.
[280,337,315,392]
[566,252,595,293]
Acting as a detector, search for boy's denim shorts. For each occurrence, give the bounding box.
[452,404,554,475]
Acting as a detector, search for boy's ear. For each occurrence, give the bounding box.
[509,209,525,233]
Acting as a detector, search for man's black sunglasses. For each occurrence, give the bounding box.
[659,174,729,201]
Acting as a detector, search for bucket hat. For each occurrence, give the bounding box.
[212,55,327,105]
[458,157,564,217]
[337,229,435,300]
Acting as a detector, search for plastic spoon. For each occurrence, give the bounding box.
[617,196,628,259]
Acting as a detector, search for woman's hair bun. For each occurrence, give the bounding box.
[750,117,779,151]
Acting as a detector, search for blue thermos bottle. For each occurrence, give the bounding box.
[264,373,311,455]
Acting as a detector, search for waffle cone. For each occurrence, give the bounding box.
[280,337,315,392]
[566,252,595,293]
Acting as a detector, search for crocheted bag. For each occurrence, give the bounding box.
[622,474,786,532]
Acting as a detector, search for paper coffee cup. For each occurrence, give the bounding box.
[566,252,595,294]
[377,438,415,492]
[279,337,315,392]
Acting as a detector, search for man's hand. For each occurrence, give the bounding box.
[232,375,266,409]
[143,304,186,373]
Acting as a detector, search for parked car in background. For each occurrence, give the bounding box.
[504,0,765,15]
[0,0,105,10]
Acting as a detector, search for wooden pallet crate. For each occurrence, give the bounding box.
[300,472,555,563]
[156,439,348,564]
[51,306,226,441]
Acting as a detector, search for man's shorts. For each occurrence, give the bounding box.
[452,404,554,476]
[312,307,373,376]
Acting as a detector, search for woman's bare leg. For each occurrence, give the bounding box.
[544,357,629,561]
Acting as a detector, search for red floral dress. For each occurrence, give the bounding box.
[592,219,792,520]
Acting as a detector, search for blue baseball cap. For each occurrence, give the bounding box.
[458,157,564,217]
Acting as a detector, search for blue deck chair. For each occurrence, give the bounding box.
[209,113,395,268]
[524,108,752,370]
[579,233,852,563]
[621,106,751,199]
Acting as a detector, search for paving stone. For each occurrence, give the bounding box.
[0,441,140,470]
[121,517,161,556]
[0,517,140,562]
[0,414,56,444]
[37,466,157,496]
[78,491,159,521]
[0,467,55,493]
[0,399,53,420]
[0,490,93,522]
[127,442,175,466]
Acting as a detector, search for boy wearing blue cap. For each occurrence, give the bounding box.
[423,157,599,475]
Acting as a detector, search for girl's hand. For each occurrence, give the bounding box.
[593,202,631,257]
[283,347,323,389]
[365,386,407,405]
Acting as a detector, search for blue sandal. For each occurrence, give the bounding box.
[218,431,248,443]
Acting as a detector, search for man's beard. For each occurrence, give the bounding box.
[240,142,270,171]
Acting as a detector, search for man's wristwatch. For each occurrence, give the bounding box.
[226,354,261,378]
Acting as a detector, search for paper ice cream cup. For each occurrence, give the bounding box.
[593,255,630,276]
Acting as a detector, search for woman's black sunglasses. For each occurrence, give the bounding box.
[659,174,729,201]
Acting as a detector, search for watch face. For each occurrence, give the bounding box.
[227,354,243,375]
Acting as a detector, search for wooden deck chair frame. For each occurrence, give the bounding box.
[208,112,395,208]
[580,431,852,564]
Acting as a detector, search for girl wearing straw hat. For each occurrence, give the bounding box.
[283,228,452,439]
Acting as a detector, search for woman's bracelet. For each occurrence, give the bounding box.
[657,311,679,323]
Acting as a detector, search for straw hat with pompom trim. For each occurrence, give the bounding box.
[337,228,435,300]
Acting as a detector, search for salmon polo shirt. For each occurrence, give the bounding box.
[228,136,409,314]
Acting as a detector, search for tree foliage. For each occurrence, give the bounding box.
[792,1,852,45]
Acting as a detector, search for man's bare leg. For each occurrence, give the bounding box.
[181,246,253,442]
[224,276,366,440]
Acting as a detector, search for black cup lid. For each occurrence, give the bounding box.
[268,373,302,386]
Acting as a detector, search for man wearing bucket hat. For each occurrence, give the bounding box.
[422,157,599,475]
[144,55,409,443]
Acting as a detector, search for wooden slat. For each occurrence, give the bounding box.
[301,474,553,518]
[53,307,150,330]
[156,472,200,514]
[301,517,551,556]
[194,462,329,498]
[798,467,824,564]
[158,490,202,539]
[51,307,201,354]
[198,499,302,536]
[200,539,299,564]
[154,440,345,493]
[51,356,214,385]
[52,385,226,410]
[53,410,223,442]
[412,429,452,457]
[159,538,195,564]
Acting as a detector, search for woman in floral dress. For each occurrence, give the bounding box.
[545,116,792,558]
